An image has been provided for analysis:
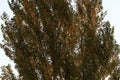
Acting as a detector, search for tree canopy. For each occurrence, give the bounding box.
[0,0,120,80]
[0,64,17,80]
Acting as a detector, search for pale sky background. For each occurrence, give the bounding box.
[0,0,120,76]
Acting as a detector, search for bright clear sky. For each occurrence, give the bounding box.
[0,0,120,76]
[103,0,120,45]
[0,0,17,75]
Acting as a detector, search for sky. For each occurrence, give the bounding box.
[103,0,120,44]
[0,0,17,75]
[0,0,120,76]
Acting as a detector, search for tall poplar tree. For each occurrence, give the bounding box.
[1,0,120,80]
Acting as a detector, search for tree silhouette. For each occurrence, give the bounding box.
[0,0,120,80]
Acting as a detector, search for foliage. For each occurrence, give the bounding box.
[0,64,17,80]
[0,0,120,80]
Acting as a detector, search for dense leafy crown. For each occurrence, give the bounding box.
[0,0,120,80]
